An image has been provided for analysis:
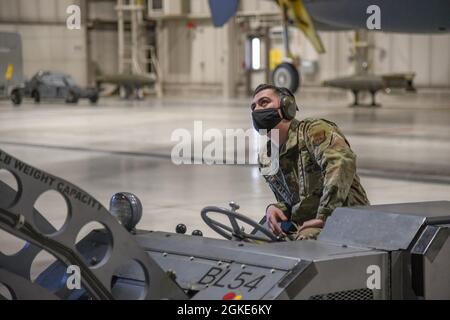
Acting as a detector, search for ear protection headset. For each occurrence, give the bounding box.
[278,87,298,120]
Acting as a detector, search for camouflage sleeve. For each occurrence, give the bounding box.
[269,202,290,215]
[304,120,356,221]
[259,169,291,216]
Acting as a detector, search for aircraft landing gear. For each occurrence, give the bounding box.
[370,90,378,106]
[352,90,359,106]
[272,62,300,93]
[350,90,381,107]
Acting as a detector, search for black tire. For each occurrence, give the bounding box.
[10,90,22,106]
[32,90,40,103]
[272,62,300,93]
[66,91,79,104]
[89,94,99,104]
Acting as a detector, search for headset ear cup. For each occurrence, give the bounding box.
[280,95,297,120]
[279,95,286,119]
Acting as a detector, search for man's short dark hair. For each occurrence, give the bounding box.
[253,83,295,99]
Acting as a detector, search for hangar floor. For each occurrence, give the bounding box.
[1,95,450,244]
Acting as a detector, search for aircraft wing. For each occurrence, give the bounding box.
[207,0,325,53]
[96,74,156,86]
[207,0,450,54]
[304,0,450,34]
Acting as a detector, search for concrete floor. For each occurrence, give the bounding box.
[1,95,450,251]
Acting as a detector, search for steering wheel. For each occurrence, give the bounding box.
[200,202,280,243]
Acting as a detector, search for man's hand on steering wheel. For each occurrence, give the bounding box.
[201,204,280,243]
[265,204,288,236]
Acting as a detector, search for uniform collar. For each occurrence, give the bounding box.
[280,118,300,156]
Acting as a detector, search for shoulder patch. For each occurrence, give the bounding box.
[311,130,326,146]
[305,119,334,147]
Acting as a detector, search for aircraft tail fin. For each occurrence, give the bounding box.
[208,0,240,27]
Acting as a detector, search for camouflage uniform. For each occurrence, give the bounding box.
[259,117,369,239]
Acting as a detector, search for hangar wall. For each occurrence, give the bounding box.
[373,33,450,87]
[292,29,450,87]
[155,0,280,96]
[0,0,88,86]
[88,1,119,80]
[1,0,449,94]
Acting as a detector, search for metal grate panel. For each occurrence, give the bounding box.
[309,288,373,300]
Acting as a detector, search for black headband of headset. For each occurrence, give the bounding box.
[253,84,294,99]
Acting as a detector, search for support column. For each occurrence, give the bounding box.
[117,0,125,74]
[223,17,237,98]
[131,0,139,74]
[354,29,372,75]
[155,20,164,98]
[82,0,92,85]
[264,27,271,84]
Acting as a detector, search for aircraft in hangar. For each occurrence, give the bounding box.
[322,73,416,107]
[207,0,450,95]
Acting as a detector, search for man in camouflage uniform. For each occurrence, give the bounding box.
[251,84,369,240]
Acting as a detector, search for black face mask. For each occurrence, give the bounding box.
[252,108,282,132]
